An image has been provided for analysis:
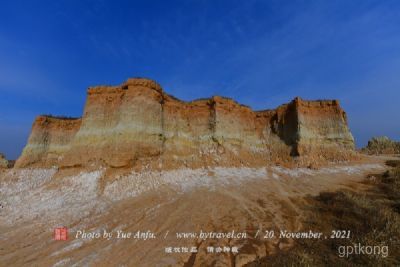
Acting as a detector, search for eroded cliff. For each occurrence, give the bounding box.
[15,78,355,169]
[15,116,81,168]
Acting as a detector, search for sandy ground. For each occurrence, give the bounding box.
[0,156,389,266]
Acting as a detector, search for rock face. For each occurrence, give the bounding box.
[15,78,355,169]
[15,116,81,167]
[294,97,355,159]
[0,153,8,168]
[362,136,400,155]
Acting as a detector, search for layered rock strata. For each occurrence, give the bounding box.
[15,78,355,169]
[15,116,81,167]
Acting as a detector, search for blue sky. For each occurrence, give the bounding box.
[1,0,399,159]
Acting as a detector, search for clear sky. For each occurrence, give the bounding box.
[1,0,399,159]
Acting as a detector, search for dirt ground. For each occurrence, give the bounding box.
[0,156,391,266]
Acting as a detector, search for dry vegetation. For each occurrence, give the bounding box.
[247,160,400,266]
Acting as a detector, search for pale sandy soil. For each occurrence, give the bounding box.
[0,157,389,266]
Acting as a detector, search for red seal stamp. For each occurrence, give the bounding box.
[54,227,68,240]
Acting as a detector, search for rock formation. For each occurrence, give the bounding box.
[15,116,81,168]
[362,136,400,155]
[0,153,8,168]
[15,78,355,169]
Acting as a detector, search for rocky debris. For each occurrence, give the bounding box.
[15,78,355,169]
[362,136,400,155]
[0,153,8,168]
